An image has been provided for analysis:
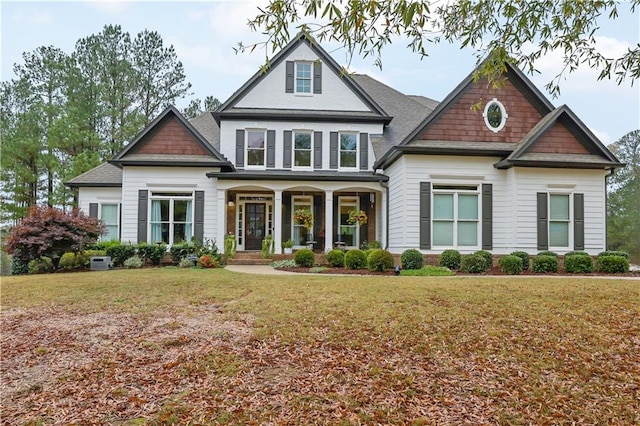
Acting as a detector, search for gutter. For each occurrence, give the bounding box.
[379,178,390,250]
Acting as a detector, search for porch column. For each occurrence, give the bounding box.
[217,189,227,253]
[274,189,283,254]
[380,190,387,249]
[324,190,334,252]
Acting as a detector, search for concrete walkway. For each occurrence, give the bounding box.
[225,264,298,275]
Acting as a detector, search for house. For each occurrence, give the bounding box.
[66,32,622,256]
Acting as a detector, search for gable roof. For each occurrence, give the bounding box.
[214,31,391,124]
[495,105,623,169]
[110,105,232,169]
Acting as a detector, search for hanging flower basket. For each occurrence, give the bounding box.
[347,209,368,226]
[293,208,314,230]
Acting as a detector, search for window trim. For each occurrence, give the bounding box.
[483,98,508,132]
[548,192,573,250]
[99,203,120,242]
[245,129,267,169]
[149,192,194,246]
[292,130,313,170]
[431,185,481,250]
[338,132,359,170]
[295,61,313,95]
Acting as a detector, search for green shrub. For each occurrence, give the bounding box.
[137,243,166,265]
[326,249,345,267]
[123,256,143,269]
[499,255,523,275]
[170,244,194,264]
[261,236,275,259]
[564,254,594,273]
[106,244,136,267]
[270,259,297,269]
[597,251,629,259]
[510,251,530,270]
[364,248,376,260]
[345,249,368,270]
[11,257,28,275]
[28,257,54,274]
[596,255,629,273]
[537,250,558,258]
[474,250,493,269]
[401,249,423,270]
[565,251,589,258]
[178,257,195,268]
[460,254,488,273]
[532,255,559,273]
[439,249,461,270]
[368,249,394,272]
[59,252,85,271]
[197,255,218,268]
[89,240,121,251]
[361,240,382,250]
[294,248,315,267]
[400,265,455,276]
[224,235,236,258]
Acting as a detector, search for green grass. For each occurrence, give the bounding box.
[2,269,639,424]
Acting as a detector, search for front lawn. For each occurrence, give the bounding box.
[2,269,639,424]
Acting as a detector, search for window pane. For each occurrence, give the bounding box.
[340,134,357,150]
[340,151,357,168]
[151,223,170,244]
[151,200,169,222]
[295,151,311,167]
[550,194,569,220]
[101,204,118,224]
[296,79,311,93]
[247,149,264,166]
[174,200,188,222]
[294,133,311,149]
[433,194,453,219]
[339,225,356,246]
[458,194,478,220]
[104,225,119,241]
[247,131,265,149]
[549,222,569,247]
[297,63,311,78]
[433,221,453,246]
[458,222,478,246]
[174,223,187,244]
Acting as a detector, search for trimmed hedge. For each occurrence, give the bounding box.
[537,250,558,258]
[564,254,594,273]
[106,244,136,267]
[460,254,489,273]
[368,249,394,272]
[499,255,523,275]
[401,249,424,270]
[532,255,559,273]
[345,249,368,270]
[597,251,629,259]
[326,249,345,267]
[596,255,629,273]
[137,243,167,265]
[439,250,461,270]
[474,250,493,270]
[565,251,589,258]
[28,257,54,274]
[294,248,315,267]
[510,251,530,270]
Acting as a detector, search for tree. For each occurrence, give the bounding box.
[182,96,222,119]
[244,0,639,95]
[5,206,105,270]
[607,130,640,262]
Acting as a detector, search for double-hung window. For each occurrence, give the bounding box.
[100,204,119,241]
[294,131,312,168]
[549,194,571,248]
[246,130,266,167]
[339,133,358,169]
[432,185,479,248]
[295,62,312,93]
[150,192,193,245]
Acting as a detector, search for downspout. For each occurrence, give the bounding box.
[604,167,615,250]
[379,179,390,250]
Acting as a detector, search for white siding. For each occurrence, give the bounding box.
[219,120,382,170]
[236,43,370,111]
[78,187,122,213]
[120,166,218,245]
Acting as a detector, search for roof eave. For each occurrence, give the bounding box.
[110,159,235,170]
[206,171,389,182]
[494,159,624,170]
[64,182,122,188]
[216,111,392,124]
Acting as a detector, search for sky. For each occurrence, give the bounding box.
[1,0,639,147]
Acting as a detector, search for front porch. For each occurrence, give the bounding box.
[216,181,386,254]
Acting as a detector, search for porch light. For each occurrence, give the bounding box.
[227,200,235,207]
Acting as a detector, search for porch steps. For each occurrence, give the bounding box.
[225,252,292,265]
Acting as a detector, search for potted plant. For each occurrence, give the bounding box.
[347,209,368,226]
[293,208,314,244]
[261,235,275,259]
[282,239,294,254]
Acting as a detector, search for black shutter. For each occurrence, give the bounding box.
[482,184,493,250]
[359,133,369,170]
[285,61,294,93]
[537,192,548,250]
[283,131,292,168]
[360,195,369,246]
[574,193,585,250]
[329,132,338,169]
[235,129,245,168]
[89,203,98,218]
[313,61,322,94]
[420,182,431,249]
[282,193,291,243]
[266,130,276,168]
[137,190,148,243]
[313,131,323,169]
[194,191,204,244]
[314,195,322,249]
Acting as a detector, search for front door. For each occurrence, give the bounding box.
[245,203,266,250]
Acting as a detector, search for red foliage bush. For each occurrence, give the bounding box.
[6,206,105,269]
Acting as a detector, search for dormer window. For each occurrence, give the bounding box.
[296,62,312,93]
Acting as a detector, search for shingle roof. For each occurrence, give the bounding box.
[65,162,122,187]
[189,112,220,151]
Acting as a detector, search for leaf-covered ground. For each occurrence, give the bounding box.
[2,269,639,425]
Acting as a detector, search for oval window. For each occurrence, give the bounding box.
[483,99,508,132]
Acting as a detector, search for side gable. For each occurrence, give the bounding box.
[527,121,590,155]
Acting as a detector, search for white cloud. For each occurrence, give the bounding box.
[9,8,51,25]
[88,1,132,15]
